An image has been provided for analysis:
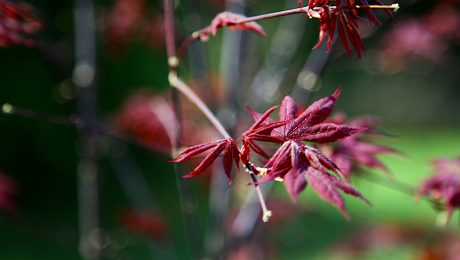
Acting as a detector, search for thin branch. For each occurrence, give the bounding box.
[73,0,100,259]
[2,103,80,126]
[168,75,271,221]
[1,103,171,156]
[245,163,272,222]
[164,0,178,67]
[163,0,203,258]
[177,4,399,60]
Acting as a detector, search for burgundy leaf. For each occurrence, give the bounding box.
[318,114,397,177]
[307,0,394,58]
[287,87,341,137]
[327,11,337,50]
[279,96,298,121]
[199,12,266,41]
[246,105,279,133]
[248,141,270,159]
[418,156,460,224]
[337,14,353,58]
[247,106,274,125]
[171,142,217,162]
[273,96,298,137]
[330,174,370,205]
[182,142,226,178]
[265,141,292,169]
[312,5,332,49]
[305,146,347,180]
[172,138,240,184]
[305,167,349,218]
[223,145,234,184]
[296,123,364,143]
[284,168,308,202]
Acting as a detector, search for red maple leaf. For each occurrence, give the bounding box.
[306,0,393,58]
[198,11,266,41]
[240,105,287,165]
[418,156,460,224]
[242,88,367,216]
[171,138,240,184]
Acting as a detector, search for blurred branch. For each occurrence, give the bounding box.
[1,103,170,157]
[164,0,203,258]
[205,0,247,256]
[2,103,80,127]
[109,149,175,259]
[246,1,306,109]
[73,0,100,258]
[177,4,398,61]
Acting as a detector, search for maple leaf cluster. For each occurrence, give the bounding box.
[418,156,460,224]
[0,0,42,47]
[172,87,372,217]
[305,0,394,58]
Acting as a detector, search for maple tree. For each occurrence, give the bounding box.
[3,0,460,258]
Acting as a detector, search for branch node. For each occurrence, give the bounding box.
[168,56,179,68]
[168,71,178,85]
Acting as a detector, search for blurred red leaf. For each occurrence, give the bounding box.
[0,172,18,212]
[198,11,266,41]
[418,156,460,224]
[172,138,240,184]
[120,209,168,240]
[0,0,42,47]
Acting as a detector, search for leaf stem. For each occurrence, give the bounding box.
[167,74,271,222]
[168,74,231,139]
[245,163,272,222]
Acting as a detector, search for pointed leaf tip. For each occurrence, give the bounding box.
[332,86,342,98]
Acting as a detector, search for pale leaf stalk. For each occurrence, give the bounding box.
[168,73,272,221]
[169,73,231,139]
